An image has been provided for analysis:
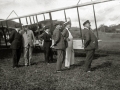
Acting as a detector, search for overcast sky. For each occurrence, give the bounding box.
[0,0,120,29]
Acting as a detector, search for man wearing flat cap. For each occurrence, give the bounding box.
[21,24,35,66]
[82,20,98,72]
[52,22,66,72]
[7,23,22,68]
[38,26,53,64]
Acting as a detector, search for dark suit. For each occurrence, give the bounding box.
[82,27,98,71]
[8,29,22,67]
[53,28,66,71]
[62,28,69,48]
[39,32,53,63]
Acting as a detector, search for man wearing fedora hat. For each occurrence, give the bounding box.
[7,23,23,68]
[21,24,35,66]
[52,22,66,72]
[82,20,98,72]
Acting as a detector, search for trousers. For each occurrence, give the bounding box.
[65,47,74,67]
[44,46,53,63]
[24,47,33,66]
[12,49,21,67]
[85,49,95,71]
[56,50,65,71]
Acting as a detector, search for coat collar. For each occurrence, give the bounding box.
[45,31,48,34]
[84,27,89,30]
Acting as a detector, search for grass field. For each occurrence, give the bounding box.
[0,32,120,90]
[0,49,120,90]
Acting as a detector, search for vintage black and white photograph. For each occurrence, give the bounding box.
[0,0,120,90]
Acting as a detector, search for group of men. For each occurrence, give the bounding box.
[38,20,75,72]
[8,24,35,68]
[8,19,98,73]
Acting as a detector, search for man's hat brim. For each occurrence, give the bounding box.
[44,26,50,30]
[22,24,28,27]
[83,20,90,26]
[15,23,21,28]
[64,21,71,27]
[54,21,63,26]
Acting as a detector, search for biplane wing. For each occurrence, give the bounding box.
[0,0,116,48]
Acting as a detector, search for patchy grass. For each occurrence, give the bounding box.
[0,49,120,90]
[0,32,120,90]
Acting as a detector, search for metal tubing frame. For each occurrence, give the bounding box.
[26,17,28,25]
[19,18,22,29]
[35,15,40,34]
[49,12,53,33]
[0,22,3,46]
[1,22,8,47]
[91,0,99,38]
[35,15,39,25]
[64,10,67,21]
[6,21,8,28]
[1,22,3,28]
[29,16,32,25]
[3,30,7,47]
[33,16,36,24]
[43,14,45,21]
[35,15,39,30]
[77,7,83,43]
[5,20,10,47]
[6,21,10,36]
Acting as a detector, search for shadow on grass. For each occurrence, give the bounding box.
[30,59,57,66]
[33,48,44,53]
[91,61,112,71]
[62,61,112,71]
[18,61,46,68]
[50,60,57,63]
[0,48,44,59]
[31,61,46,65]
[18,61,46,67]
[70,61,85,70]
[75,52,108,58]
[62,61,85,71]
[17,65,25,68]
[0,49,12,59]
[94,53,108,60]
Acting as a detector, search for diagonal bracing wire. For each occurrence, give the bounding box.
[6,10,19,20]
[77,0,81,5]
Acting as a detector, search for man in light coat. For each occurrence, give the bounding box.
[21,24,35,66]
